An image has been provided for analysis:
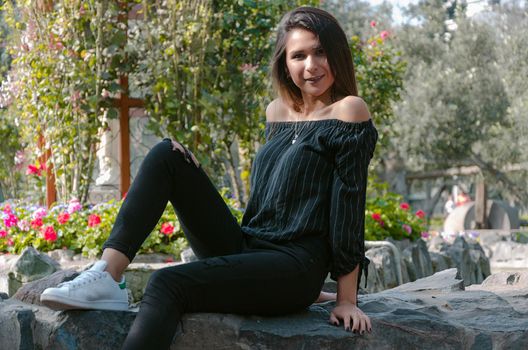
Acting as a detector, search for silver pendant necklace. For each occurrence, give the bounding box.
[292,117,306,145]
[292,124,300,144]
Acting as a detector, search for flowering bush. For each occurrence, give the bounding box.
[366,179,428,241]
[0,189,244,258]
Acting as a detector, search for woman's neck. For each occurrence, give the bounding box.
[297,93,334,119]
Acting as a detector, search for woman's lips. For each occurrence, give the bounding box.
[305,75,324,83]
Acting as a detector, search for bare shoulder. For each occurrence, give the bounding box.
[334,96,371,123]
[266,98,290,122]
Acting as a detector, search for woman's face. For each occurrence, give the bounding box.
[284,28,335,102]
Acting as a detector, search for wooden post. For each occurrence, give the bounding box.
[113,3,145,198]
[113,76,144,198]
[475,180,487,229]
[38,134,56,208]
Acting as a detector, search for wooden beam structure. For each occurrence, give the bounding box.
[112,75,144,198]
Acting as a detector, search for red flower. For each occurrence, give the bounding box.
[370,20,376,28]
[87,214,102,227]
[380,30,390,40]
[31,217,44,228]
[26,163,45,176]
[371,212,382,221]
[57,212,70,225]
[164,257,174,263]
[416,210,426,219]
[400,202,410,210]
[0,230,7,238]
[42,225,57,242]
[160,222,174,235]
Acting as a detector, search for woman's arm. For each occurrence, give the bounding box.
[330,265,372,334]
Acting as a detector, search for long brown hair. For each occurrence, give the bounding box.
[271,7,358,111]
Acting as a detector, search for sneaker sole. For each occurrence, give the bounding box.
[40,294,129,311]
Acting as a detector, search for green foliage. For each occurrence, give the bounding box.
[0,189,243,257]
[130,0,318,206]
[350,33,406,149]
[365,178,428,241]
[391,1,528,204]
[2,1,412,229]
[2,0,133,203]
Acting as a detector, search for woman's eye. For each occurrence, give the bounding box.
[292,54,304,59]
[316,49,325,55]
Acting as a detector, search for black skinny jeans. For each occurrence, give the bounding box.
[102,139,330,350]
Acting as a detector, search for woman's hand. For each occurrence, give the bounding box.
[170,140,200,168]
[329,301,371,334]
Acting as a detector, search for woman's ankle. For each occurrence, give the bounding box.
[101,248,130,282]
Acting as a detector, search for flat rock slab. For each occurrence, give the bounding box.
[1,269,527,349]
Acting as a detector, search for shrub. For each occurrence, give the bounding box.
[0,188,244,258]
[365,178,428,241]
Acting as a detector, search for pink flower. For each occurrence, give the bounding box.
[370,20,377,28]
[3,203,12,214]
[380,31,390,40]
[400,202,410,210]
[421,232,430,239]
[239,63,258,73]
[160,222,175,235]
[415,210,426,219]
[402,224,412,235]
[33,208,48,220]
[371,212,382,221]
[7,238,14,246]
[87,214,101,227]
[68,199,82,213]
[31,218,44,228]
[4,213,18,228]
[0,230,7,238]
[42,225,57,242]
[378,220,385,227]
[57,212,70,225]
[14,150,25,169]
[17,219,30,231]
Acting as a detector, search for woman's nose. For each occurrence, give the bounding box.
[305,55,317,72]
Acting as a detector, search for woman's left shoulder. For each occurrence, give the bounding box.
[333,96,371,123]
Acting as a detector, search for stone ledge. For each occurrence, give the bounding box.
[1,269,527,349]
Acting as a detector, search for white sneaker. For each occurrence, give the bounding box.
[40,260,129,311]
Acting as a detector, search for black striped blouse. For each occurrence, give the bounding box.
[241,118,378,281]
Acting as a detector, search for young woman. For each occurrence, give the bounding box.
[41,6,377,349]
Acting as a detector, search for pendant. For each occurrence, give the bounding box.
[292,134,298,144]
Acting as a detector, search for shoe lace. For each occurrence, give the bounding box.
[58,269,105,289]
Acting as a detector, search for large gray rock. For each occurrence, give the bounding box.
[1,269,527,349]
[365,246,399,291]
[440,236,490,286]
[13,269,79,305]
[11,247,60,283]
[403,239,433,280]
[429,251,456,273]
[5,247,60,296]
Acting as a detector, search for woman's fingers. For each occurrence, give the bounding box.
[366,316,372,333]
[171,140,184,153]
[329,313,340,326]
